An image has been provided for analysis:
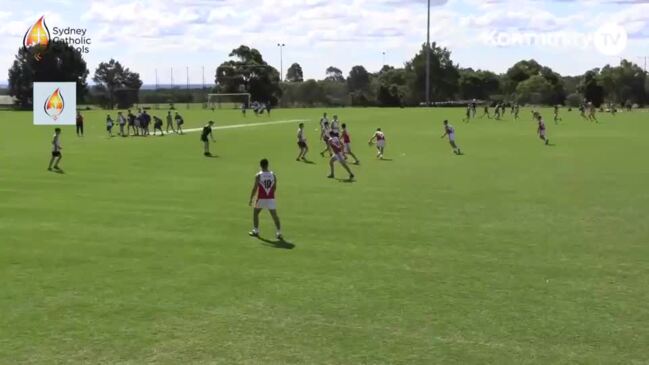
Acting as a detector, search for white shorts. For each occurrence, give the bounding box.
[540,131,546,138]
[255,199,276,210]
[344,143,352,153]
[448,134,455,143]
[333,152,345,162]
[377,140,385,148]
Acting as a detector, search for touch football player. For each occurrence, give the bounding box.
[248,158,283,240]
[441,120,462,155]
[368,128,386,159]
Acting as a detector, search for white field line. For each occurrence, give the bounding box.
[180,119,310,134]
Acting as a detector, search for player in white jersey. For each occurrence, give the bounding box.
[441,120,462,155]
[319,113,329,139]
[248,158,282,240]
[368,128,386,159]
[296,123,309,161]
[319,120,332,157]
[48,128,63,172]
[330,115,341,136]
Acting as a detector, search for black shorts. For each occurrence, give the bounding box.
[201,136,208,142]
[298,141,307,148]
[52,151,61,157]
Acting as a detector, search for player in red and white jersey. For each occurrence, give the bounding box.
[440,120,462,155]
[248,159,283,240]
[340,123,360,164]
[368,128,386,159]
[536,114,550,145]
[319,121,333,157]
[327,131,355,180]
[296,123,309,161]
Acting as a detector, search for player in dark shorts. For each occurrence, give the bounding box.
[175,112,185,135]
[296,123,308,161]
[48,128,63,172]
[165,111,175,134]
[480,105,491,119]
[553,105,562,124]
[76,111,84,137]
[127,110,137,136]
[152,116,164,136]
[201,121,215,156]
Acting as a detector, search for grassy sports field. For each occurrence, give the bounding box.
[1,107,648,364]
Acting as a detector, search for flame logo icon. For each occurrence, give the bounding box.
[44,88,65,121]
[23,16,50,61]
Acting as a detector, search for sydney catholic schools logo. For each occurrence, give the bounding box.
[23,16,92,61]
[23,16,50,61]
[44,88,65,121]
[33,82,76,126]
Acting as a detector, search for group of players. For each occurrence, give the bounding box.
[93,109,187,138]
[47,104,577,240]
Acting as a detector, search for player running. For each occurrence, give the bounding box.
[201,121,215,156]
[463,104,471,123]
[330,115,341,136]
[514,104,520,120]
[553,105,562,124]
[48,128,63,172]
[296,123,309,161]
[587,102,598,123]
[341,123,360,164]
[368,128,386,159]
[327,131,355,180]
[319,121,332,157]
[480,105,491,119]
[248,158,283,240]
[536,114,550,145]
[106,114,114,137]
[441,120,462,155]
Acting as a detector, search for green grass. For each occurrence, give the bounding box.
[1,107,648,364]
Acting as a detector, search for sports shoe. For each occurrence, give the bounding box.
[248,231,259,237]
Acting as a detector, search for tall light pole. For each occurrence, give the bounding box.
[277,43,285,81]
[382,51,386,67]
[425,0,431,106]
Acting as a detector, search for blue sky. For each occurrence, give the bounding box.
[1,0,648,85]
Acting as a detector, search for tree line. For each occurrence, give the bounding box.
[7,40,648,109]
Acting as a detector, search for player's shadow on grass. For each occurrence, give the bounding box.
[378,158,394,161]
[336,178,355,183]
[256,236,296,250]
[301,159,316,164]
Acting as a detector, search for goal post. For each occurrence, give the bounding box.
[207,93,251,110]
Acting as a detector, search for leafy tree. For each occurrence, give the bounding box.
[503,60,565,103]
[286,63,304,83]
[93,59,142,109]
[516,75,554,104]
[347,65,371,92]
[405,43,460,103]
[215,45,282,105]
[578,69,605,107]
[8,40,89,108]
[598,60,646,105]
[325,66,345,82]
[458,68,500,100]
